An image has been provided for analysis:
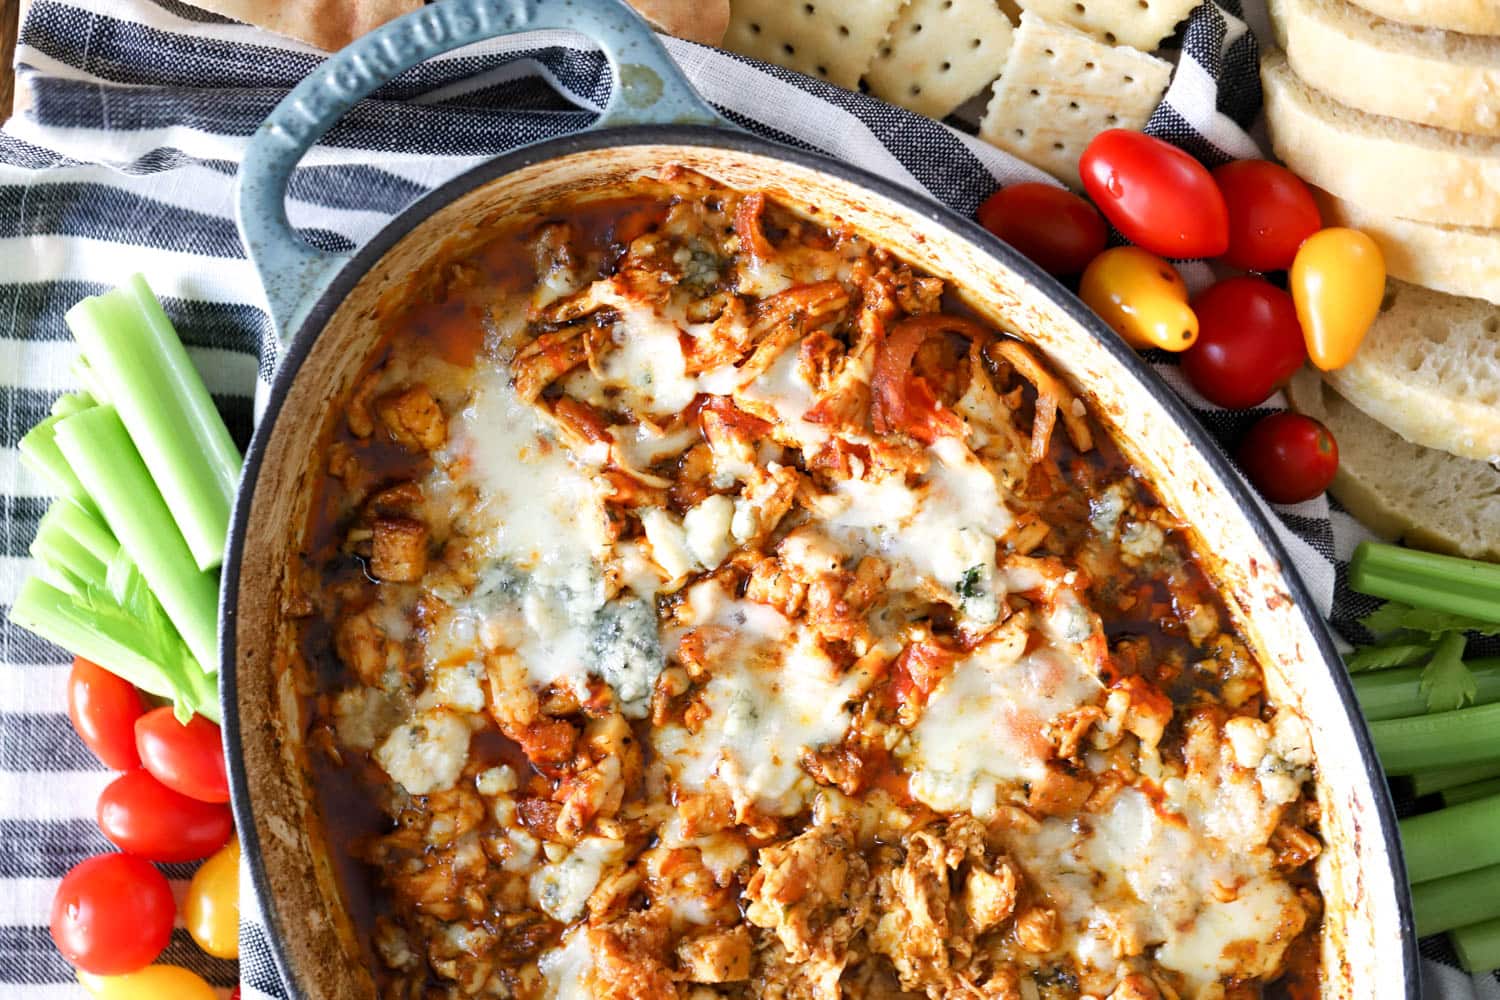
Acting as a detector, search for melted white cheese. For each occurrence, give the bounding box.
[529,836,626,923]
[735,342,830,448]
[654,582,861,815]
[904,638,1103,815]
[373,710,472,796]
[432,363,664,715]
[828,436,1012,608]
[538,926,596,999]
[1007,785,1300,995]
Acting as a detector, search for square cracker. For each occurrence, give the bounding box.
[866,0,1016,120]
[978,11,1170,186]
[1017,0,1202,51]
[724,0,910,90]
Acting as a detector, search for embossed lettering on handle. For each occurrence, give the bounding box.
[236,0,723,346]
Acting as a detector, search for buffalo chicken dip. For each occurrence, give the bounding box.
[296,170,1322,1000]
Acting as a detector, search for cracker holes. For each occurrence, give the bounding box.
[1484,316,1499,334]
[784,42,797,56]
[941,61,952,72]
[1105,113,1119,123]
[1013,128,1026,137]
[1029,88,1041,98]
[911,22,924,33]
[1105,31,1118,42]
[1052,142,1066,150]
[1084,60,1097,70]
[1123,74,1135,83]
[909,83,923,95]
[970,38,983,48]
[749,21,762,33]
[839,25,850,36]
[1074,1,1086,10]
[817,65,830,76]
[804,3,815,13]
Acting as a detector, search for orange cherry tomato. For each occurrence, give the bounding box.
[1079,247,1198,352]
[77,965,217,1000]
[1290,227,1386,370]
[183,836,240,959]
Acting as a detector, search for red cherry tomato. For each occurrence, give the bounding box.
[67,658,144,771]
[975,182,1108,276]
[134,709,229,804]
[1236,412,1339,505]
[97,769,234,863]
[50,853,174,975]
[1212,159,1322,272]
[1079,130,1229,259]
[1181,277,1307,409]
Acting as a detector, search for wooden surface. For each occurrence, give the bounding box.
[1,0,18,115]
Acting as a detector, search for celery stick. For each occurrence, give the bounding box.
[50,392,95,419]
[1452,918,1500,975]
[72,358,109,404]
[1400,794,1500,882]
[44,498,119,566]
[1355,659,1500,721]
[30,508,108,598]
[66,276,242,571]
[1413,863,1500,935]
[1412,762,1500,798]
[18,415,90,502]
[1350,541,1500,626]
[8,577,219,722]
[1369,701,1500,774]
[53,406,219,671]
[1443,778,1500,809]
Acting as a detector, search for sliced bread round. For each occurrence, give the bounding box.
[1313,188,1500,306]
[1346,0,1500,35]
[1274,0,1500,136]
[1262,51,1500,228]
[1286,368,1500,560]
[1321,279,1500,462]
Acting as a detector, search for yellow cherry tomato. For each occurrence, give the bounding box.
[183,835,240,959]
[1078,246,1199,352]
[77,965,217,1000]
[1290,226,1386,371]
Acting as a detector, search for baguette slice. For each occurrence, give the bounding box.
[1314,188,1500,306]
[1273,0,1500,136]
[1320,279,1500,463]
[1286,368,1500,560]
[1346,0,1500,35]
[1262,51,1500,229]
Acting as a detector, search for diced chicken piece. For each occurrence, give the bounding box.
[370,517,429,583]
[870,827,966,991]
[744,820,873,993]
[676,925,751,983]
[335,611,391,688]
[1107,974,1161,1000]
[1013,905,1061,953]
[377,385,447,452]
[1027,767,1094,818]
[961,863,1018,934]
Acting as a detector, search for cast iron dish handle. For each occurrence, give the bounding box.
[236,0,724,343]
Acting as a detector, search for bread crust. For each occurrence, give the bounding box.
[1262,52,1500,229]
[1286,369,1500,560]
[627,0,730,45]
[1276,0,1500,137]
[1320,280,1500,464]
[1314,189,1500,306]
[1346,0,1500,35]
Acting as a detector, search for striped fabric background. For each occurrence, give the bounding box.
[1,0,1490,997]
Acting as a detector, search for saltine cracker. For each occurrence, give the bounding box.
[979,12,1171,186]
[1017,0,1202,50]
[724,0,910,90]
[867,0,1017,120]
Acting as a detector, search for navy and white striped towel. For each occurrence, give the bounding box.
[0,0,1485,997]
